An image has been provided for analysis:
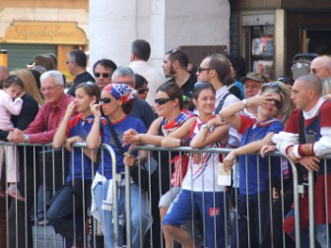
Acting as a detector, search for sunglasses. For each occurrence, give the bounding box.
[99,98,112,104]
[154,97,174,105]
[269,99,282,109]
[171,48,180,54]
[197,66,214,73]
[138,88,149,94]
[94,73,110,78]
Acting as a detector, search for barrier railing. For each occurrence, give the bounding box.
[128,145,299,248]
[1,142,311,248]
[1,142,117,248]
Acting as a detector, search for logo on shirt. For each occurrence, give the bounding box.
[209,208,220,217]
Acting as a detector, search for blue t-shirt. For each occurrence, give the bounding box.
[65,113,95,182]
[238,115,284,195]
[97,115,146,179]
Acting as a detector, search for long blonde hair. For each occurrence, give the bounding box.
[261,81,294,124]
[11,69,44,105]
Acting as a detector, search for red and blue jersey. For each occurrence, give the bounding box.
[97,115,146,179]
[238,114,284,195]
[65,113,95,182]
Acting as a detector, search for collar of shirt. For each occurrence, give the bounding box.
[303,97,325,120]
[215,85,230,107]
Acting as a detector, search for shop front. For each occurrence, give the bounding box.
[0,21,88,82]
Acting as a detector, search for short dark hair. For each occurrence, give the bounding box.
[166,49,189,68]
[93,59,117,74]
[131,39,151,61]
[34,55,55,71]
[157,82,183,110]
[2,75,24,89]
[227,54,246,80]
[134,74,148,89]
[68,49,87,68]
[206,54,232,86]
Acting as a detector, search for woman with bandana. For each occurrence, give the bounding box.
[86,83,150,248]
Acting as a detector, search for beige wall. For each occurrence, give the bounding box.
[0,0,88,11]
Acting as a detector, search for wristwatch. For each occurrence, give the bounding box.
[23,134,29,143]
[242,99,248,109]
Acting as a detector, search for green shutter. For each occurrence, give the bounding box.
[0,44,57,71]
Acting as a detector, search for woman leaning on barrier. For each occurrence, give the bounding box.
[48,82,100,247]
[86,83,150,248]
[122,82,191,248]
[220,81,293,248]
[161,82,229,248]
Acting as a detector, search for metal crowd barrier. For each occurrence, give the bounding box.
[128,146,300,248]
[1,142,118,248]
[1,142,309,248]
[294,157,331,248]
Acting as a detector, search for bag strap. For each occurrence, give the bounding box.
[106,117,125,156]
[215,92,231,114]
[299,110,306,144]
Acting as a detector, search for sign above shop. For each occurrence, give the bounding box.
[3,21,88,45]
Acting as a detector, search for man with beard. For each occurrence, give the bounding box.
[162,49,196,98]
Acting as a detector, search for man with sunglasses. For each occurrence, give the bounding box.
[197,54,241,147]
[163,49,196,99]
[129,39,165,107]
[112,67,156,129]
[66,49,95,96]
[93,59,117,90]
[310,56,331,96]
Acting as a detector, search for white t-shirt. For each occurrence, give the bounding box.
[181,116,225,192]
[129,60,165,106]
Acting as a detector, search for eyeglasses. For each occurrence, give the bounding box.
[194,81,210,89]
[310,68,321,74]
[197,67,214,73]
[137,88,149,94]
[94,73,110,78]
[99,98,112,104]
[154,97,174,105]
[41,85,60,93]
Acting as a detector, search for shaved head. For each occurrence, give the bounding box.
[296,74,323,97]
[310,56,331,80]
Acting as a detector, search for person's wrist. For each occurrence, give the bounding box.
[24,134,29,143]
[242,99,248,109]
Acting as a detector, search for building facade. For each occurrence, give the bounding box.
[230,0,331,79]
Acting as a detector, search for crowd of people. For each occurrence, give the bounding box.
[0,39,331,248]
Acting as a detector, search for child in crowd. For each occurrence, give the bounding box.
[162,82,229,248]
[0,75,25,201]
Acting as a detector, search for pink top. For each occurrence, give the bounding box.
[24,93,74,144]
[0,89,23,130]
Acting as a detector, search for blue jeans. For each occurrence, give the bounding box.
[94,181,150,248]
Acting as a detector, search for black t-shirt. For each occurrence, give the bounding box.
[166,73,197,98]
[67,71,95,96]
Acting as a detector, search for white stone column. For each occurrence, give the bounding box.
[89,0,138,68]
[164,0,230,51]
